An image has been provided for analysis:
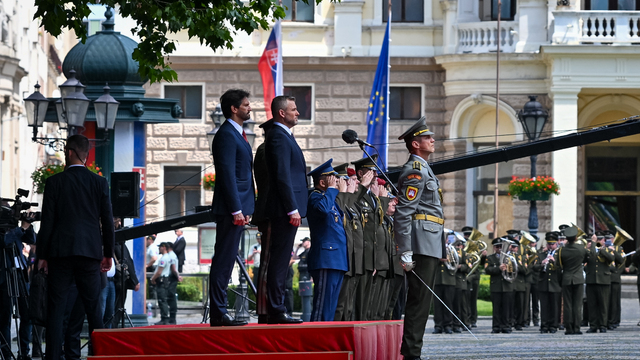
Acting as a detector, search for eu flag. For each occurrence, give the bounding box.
[365,20,390,171]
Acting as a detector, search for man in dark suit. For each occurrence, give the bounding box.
[306,159,349,321]
[37,134,114,360]
[264,95,307,324]
[173,229,186,272]
[209,89,255,327]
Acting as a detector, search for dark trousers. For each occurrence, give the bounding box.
[401,255,438,358]
[310,269,344,321]
[433,285,455,330]
[369,275,387,320]
[386,274,405,320]
[0,286,31,358]
[46,256,103,360]
[586,283,610,330]
[608,282,621,326]
[513,290,526,327]
[468,277,480,324]
[539,290,559,330]
[355,270,374,320]
[453,287,468,329]
[491,291,513,331]
[392,276,407,321]
[209,215,244,319]
[528,284,539,324]
[65,288,85,360]
[255,220,271,320]
[334,274,361,321]
[266,216,298,316]
[563,283,583,334]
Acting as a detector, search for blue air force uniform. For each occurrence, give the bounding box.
[307,159,349,321]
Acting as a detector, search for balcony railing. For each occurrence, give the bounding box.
[457,21,518,54]
[553,11,640,44]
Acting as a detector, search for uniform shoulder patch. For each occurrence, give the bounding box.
[406,186,419,201]
[412,161,422,170]
[407,174,422,180]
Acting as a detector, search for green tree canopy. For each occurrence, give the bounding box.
[35,0,326,83]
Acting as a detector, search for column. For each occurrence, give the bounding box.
[515,0,548,52]
[332,0,365,57]
[440,0,459,54]
[550,90,579,230]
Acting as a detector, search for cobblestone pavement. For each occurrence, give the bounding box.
[418,298,640,360]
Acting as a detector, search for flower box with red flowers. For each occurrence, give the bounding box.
[508,176,560,201]
[202,172,215,191]
[31,162,104,194]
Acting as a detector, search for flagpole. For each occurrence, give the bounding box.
[493,0,501,238]
[385,0,391,172]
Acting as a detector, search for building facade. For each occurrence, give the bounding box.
[141,0,639,251]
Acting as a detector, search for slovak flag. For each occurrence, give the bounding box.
[258,21,283,120]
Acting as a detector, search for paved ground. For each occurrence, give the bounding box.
[10,298,640,359]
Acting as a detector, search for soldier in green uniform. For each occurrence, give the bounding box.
[453,238,469,333]
[510,239,528,330]
[462,226,485,328]
[533,233,561,333]
[584,231,615,333]
[385,204,406,320]
[352,155,388,321]
[432,237,457,334]
[485,238,515,334]
[394,117,445,360]
[525,236,540,327]
[558,226,588,335]
[607,232,624,330]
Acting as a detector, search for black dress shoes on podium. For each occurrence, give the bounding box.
[267,313,304,324]
[210,313,248,327]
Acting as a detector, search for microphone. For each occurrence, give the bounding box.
[342,129,373,147]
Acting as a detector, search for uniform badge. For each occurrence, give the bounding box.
[407,174,422,180]
[406,186,418,201]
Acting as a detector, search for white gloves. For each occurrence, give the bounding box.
[400,251,415,272]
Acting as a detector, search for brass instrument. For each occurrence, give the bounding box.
[613,225,634,247]
[469,228,485,242]
[445,243,460,272]
[500,240,518,282]
[466,252,482,279]
[464,228,486,279]
[571,222,587,240]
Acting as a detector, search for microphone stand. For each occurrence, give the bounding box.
[358,142,398,196]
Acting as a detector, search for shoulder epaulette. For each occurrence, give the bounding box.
[312,189,323,194]
[412,161,422,170]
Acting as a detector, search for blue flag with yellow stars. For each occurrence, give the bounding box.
[364,19,390,171]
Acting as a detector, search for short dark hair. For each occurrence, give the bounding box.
[271,95,295,120]
[164,242,173,250]
[220,89,250,119]
[66,134,90,158]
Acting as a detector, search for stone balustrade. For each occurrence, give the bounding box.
[553,10,640,44]
[457,21,519,54]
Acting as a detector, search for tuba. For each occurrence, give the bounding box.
[613,225,634,247]
[446,244,460,272]
[499,240,518,282]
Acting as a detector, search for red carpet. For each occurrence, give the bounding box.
[91,321,402,360]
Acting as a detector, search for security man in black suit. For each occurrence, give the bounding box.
[37,134,115,360]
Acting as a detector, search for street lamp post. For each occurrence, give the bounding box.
[517,96,549,237]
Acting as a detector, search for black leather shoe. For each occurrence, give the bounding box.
[444,327,453,334]
[471,323,477,328]
[599,327,607,333]
[607,325,614,330]
[155,318,170,325]
[558,325,565,330]
[574,331,583,335]
[540,328,548,334]
[403,356,421,360]
[515,325,523,331]
[501,329,512,334]
[564,331,574,335]
[491,329,500,333]
[267,313,303,324]
[452,328,462,333]
[549,328,557,334]
[586,328,598,333]
[432,328,443,334]
[533,321,539,326]
[210,313,248,327]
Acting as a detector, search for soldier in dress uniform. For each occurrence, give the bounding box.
[432,235,457,334]
[462,226,485,328]
[394,117,445,360]
[607,232,624,330]
[385,200,405,320]
[533,233,561,333]
[333,163,368,321]
[453,238,470,333]
[306,159,349,321]
[352,155,388,321]
[485,238,514,334]
[584,231,615,333]
[525,236,540,327]
[509,239,528,330]
[558,226,588,335]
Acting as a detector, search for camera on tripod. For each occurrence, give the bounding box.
[0,188,41,232]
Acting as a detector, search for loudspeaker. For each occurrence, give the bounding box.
[111,172,140,218]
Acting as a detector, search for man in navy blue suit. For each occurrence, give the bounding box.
[264,95,307,324]
[306,159,349,321]
[209,89,255,326]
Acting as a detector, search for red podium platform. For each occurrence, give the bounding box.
[91,321,402,360]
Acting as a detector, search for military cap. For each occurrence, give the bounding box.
[563,226,578,239]
[604,231,614,239]
[545,232,558,242]
[333,163,350,178]
[351,154,378,171]
[453,238,466,246]
[461,226,473,234]
[595,231,605,239]
[307,159,338,181]
[558,224,570,231]
[398,116,434,141]
[506,229,520,235]
[510,238,520,245]
[530,234,539,242]
[491,238,503,246]
[558,231,567,239]
[259,119,274,130]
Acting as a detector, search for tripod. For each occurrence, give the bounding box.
[1,245,43,360]
[201,254,257,323]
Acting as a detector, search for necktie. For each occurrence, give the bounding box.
[242,130,248,143]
